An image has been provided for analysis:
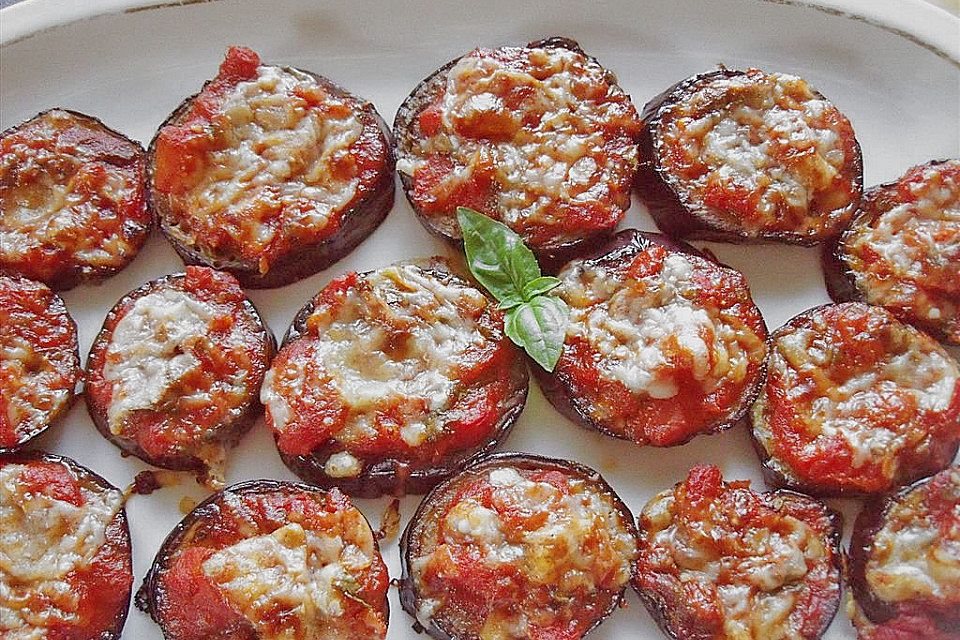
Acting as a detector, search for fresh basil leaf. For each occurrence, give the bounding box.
[521,276,562,301]
[457,207,540,307]
[504,296,569,372]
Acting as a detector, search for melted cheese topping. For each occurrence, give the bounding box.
[162,65,365,270]
[397,45,639,246]
[0,109,147,282]
[412,466,636,638]
[202,521,377,639]
[637,469,838,640]
[262,262,498,467]
[843,161,960,340]
[658,69,857,237]
[102,289,215,431]
[865,468,960,605]
[559,252,756,399]
[0,278,77,447]
[0,464,123,636]
[759,304,960,483]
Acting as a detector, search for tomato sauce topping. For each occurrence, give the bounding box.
[409,460,637,639]
[850,467,960,639]
[840,159,960,344]
[153,484,388,640]
[0,456,132,639]
[396,43,640,250]
[656,69,861,240]
[261,260,522,479]
[635,465,842,640]
[0,109,149,287]
[85,266,272,487]
[0,275,79,450]
[553,238,767,446]
[152,46,390,275]
[754,302,960,494]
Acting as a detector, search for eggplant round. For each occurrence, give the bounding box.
[84,266,275,488]
[393,36,641,273]
[399,451,639,640]
[824,158,960,346]
[847,466,959,639]
[0,450,133,639]
[535,228,768,447]
[136,479,389,640]
[0,274,80,452]
[261,258,528,498]
[147,46,395,289]
[633,464,843,640]
[0,108,151,290]
[636,67,863,245]
[749,302,960,498]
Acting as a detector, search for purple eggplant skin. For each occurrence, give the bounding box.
[393,37,632,275]
[633,485,844,640]
[0,276,80,454]
[275,264,529,498]
[84,272,276,478]
[747,303,960,499]
[399,451,639,640]
[0,450,133,640]
[147,67,395,290]
[533,228,768,447]
[0,108,152,291]
[635,69,864,246]
[847,469,959,631]
[135,479,389,634]
[823,159,960,346]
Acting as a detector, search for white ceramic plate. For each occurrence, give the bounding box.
[2,1,958,638]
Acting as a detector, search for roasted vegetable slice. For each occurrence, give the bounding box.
[262,258,528,497]
[400,452,638,640]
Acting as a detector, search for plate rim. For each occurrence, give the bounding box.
[1,0,958,67]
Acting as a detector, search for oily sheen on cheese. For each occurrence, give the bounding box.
[0,463,123,638]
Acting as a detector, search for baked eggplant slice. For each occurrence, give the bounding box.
[261,258,528,498]
[636,67,863,245]
[0,451,133,639]
[394,36,641,272]
[633,464,843,640]
[0,275,80,451]
[148,46,395,288]
[136,479,389,640]
[536,229,767,447]
[750,302,960,497]
[824,159,960,345]
[0,108,151,289]
[400,452,638,640]
[847,466,959,640]
[85,266,275,488]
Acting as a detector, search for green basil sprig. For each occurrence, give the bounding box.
[457,207,568,371]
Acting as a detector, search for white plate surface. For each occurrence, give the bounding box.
[2,1,959,638]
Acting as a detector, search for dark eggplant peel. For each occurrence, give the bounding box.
[0,451,133,639]
[824,158,960,345]
[394,36,641,272]
[399,452,639,640]
[148,46,395,288]
[634,464,843,640]
[136,480,389,640]
[0,108,151,289]
[636,67,863,245]
[536,229,768,447]
[750,302,960,497]
[261,258,528,498]
[847,466,960,640]
[85,266,275,488]
[0,275,80,452]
